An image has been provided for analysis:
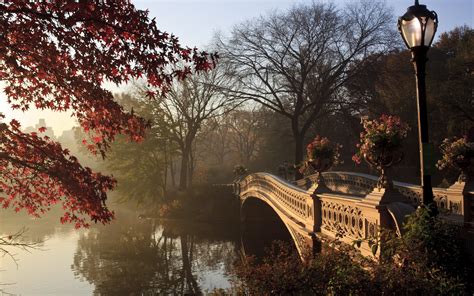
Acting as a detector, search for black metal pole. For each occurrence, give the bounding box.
[411,46,435,209]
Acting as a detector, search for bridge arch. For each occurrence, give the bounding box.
[239,176,316,258]
[240,197,298,258]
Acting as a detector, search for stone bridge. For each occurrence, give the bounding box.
[236,172,473,258]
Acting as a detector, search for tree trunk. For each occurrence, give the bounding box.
[292,117,304,180]
[294,135,304,180]
[188,147,195,187]
[170,157,176,189]
[179,152,189,190]
[163,141,168,195]
[179,132,196,190]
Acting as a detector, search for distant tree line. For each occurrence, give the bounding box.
[86,1,472,207]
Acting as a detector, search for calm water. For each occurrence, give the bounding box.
[0,196,294,295]
[0,207,242,295]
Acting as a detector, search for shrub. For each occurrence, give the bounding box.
[233,242,369,295]
[158,200,182,218]
[231,207,472,295]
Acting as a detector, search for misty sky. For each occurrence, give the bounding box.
[1,0,472,137]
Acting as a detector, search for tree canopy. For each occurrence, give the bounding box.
[216,0,396,169]
[0,1,214,227]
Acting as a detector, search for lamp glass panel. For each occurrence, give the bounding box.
[424,17,436,46]
[401,18,422,48]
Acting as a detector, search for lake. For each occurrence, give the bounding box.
[0,206,242,295]
[0,193,296,296]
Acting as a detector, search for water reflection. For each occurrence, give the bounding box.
[72,210,240,295]
[1,201,294,295]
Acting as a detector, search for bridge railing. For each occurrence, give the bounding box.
[238,171,472,258]
[319,194,366,242]
[295,171,471,221]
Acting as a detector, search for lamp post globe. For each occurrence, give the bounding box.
[398,0,438,210]
[398,0,438,49]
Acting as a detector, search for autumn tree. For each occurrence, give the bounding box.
[216,1,396,174]
[0,1,214,227]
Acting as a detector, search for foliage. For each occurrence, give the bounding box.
[0,1,214,226]
[232,207,472,295]
[233,242,370,295]
[100,93,179,206]
[342,26,473,183]
[436,136,473,181]
[373,206,472,295]
[158,199,183,218]
[352,115,409,175]
[430,26,474,131]
[106,134,168,204]
[299,135,341,175]
[0,117,116,227]
[388,207,467,275]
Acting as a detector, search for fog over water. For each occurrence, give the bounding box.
[0,204,239,295]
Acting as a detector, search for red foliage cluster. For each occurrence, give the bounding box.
[0,116,115,227]
[0,1,215,226]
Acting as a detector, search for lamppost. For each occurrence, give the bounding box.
[398,0,438,208]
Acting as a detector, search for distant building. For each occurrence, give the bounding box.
[23,118,56,140]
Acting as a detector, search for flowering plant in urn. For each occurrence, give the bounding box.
[437,136,473,182]
[300,136,341,179]
[353,115,410,188]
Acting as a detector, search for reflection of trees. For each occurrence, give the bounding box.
[72,211,238,295]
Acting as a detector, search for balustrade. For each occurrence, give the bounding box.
[237,171,472,258]
[296,171,470,218]
[320,194,365,241]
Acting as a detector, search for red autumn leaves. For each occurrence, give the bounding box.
[0,1,215,226]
